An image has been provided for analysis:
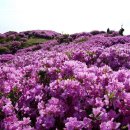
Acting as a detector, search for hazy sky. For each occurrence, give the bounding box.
[0,0,130,34]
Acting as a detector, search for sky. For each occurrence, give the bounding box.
[0,0,130,34]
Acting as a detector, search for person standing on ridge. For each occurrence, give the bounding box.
[107,28,110,34]
[119,25,124,36]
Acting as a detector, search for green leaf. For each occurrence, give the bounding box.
[7,86,21,106]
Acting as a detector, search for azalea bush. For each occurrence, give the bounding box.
[0,30,130,130]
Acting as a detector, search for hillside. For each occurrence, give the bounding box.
[0,30,130,130]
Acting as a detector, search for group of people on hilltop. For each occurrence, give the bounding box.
[107,25,125,35]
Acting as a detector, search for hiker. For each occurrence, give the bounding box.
[107,28,110,34]
[107,28,113,34]
[119,25,124,36]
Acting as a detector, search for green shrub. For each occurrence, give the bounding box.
[75,37,88,43]
[0,46,10,54]
[0,38,5,43]
[56,34,72,44]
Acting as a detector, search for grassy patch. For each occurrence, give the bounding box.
[23,37,48,48]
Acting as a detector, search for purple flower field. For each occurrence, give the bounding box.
[0,30,130,130]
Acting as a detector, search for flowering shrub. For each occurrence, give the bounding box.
[0,30,130,130]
